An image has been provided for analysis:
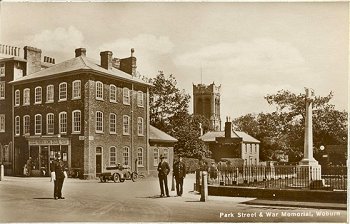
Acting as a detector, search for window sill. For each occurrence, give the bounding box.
[122,133,130,136]
[137,105,144,108]
[138,134,144,137]
[95,131,104,134]
[110,100,117,103]
[123,102,131,106]
[58,99,67,102]
[35,133,42,136]
[96,98,104,101]
[46,101,54,104]
[34,102,42,105]
[71,132,81,134]
[23,104,30,106]
[137,165,144,168]
[72,97,81,100]
[110,132,117,135]
[14,105,20,107]
[15,134,20,137]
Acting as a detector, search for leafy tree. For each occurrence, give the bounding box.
[150,72,210,158]
[150,71,190,133]
[233,89,347,162]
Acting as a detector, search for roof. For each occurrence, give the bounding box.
[10,55,152,86]
[149,125,177,143]
[0,56,27,63]
[200,130,260,143]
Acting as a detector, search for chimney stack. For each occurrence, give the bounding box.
[24,46,42,75]
[100,51,113,70]
[75,48,86,57]
[224,116,232,139]
[119,48,137,76]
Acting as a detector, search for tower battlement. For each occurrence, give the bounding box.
[193,82,221,95]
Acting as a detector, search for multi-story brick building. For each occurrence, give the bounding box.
[0,44,176,178]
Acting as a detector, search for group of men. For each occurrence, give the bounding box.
[157,154,186,197]
[48,153,187,200]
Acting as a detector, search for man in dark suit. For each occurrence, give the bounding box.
[173,156,186,196]
[50,153,67,200]
[157,154,170,197]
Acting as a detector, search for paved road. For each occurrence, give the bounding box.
[0,175,347,222]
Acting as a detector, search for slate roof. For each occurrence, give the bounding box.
[149,125,177,143]
[10,55,151,86]
[200,130,260,143]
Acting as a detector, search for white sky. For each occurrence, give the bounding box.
[0,2,348,119]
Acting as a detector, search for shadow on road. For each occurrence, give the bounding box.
[136,195,177,199]
[33,197,54,200]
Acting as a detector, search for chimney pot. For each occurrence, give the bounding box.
[75,48,86,57]
[52,58,55,64]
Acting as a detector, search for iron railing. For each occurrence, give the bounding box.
[204,165,347,191]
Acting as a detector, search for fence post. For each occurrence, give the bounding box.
[0,164,4,181]
[195,169,201,192]
[200,171,208,202]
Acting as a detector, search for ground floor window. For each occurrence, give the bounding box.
[123,146,129,165]
[137,148,143,166]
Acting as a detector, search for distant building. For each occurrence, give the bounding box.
[0,44,176,178]
[193,83,221,131]
[200,118,260,166]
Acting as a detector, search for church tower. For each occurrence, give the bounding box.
[193,82,221,131]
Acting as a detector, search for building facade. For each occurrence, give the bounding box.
[0,44,176,178]
[200,118,260,166]
[193,83,221,131]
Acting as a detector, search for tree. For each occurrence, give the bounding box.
[233,89,347,162]
[150,71,190,133]
[150,72,210,158]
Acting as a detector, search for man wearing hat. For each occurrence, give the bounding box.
[157,154,170,197]
[173,156,186,196]
[50,152,68,200]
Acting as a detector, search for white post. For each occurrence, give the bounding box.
[0,165,4,181]
[200,171,208,202]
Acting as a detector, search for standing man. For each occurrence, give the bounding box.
[173,156,186,196]
[26,157,33,176]
[50,153,67,200]
[157,154,170,197]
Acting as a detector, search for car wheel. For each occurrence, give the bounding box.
[113,173,120,183]
[131,172,138,182]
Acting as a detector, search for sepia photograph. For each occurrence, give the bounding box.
[0,1,348,223]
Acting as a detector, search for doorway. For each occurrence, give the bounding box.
[96,147,102,176]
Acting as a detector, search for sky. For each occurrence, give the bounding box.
[0,2,348,120]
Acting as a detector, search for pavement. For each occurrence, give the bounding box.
[0,174,347,222]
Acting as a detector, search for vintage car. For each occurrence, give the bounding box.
[99,164,138,183]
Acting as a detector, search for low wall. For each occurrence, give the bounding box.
[208,185,347,203]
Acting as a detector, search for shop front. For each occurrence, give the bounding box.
[26,136,71,177]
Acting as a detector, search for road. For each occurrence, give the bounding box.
[0,174,347,222]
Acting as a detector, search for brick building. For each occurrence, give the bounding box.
[199,119,260,166]
[0,44,176,178]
